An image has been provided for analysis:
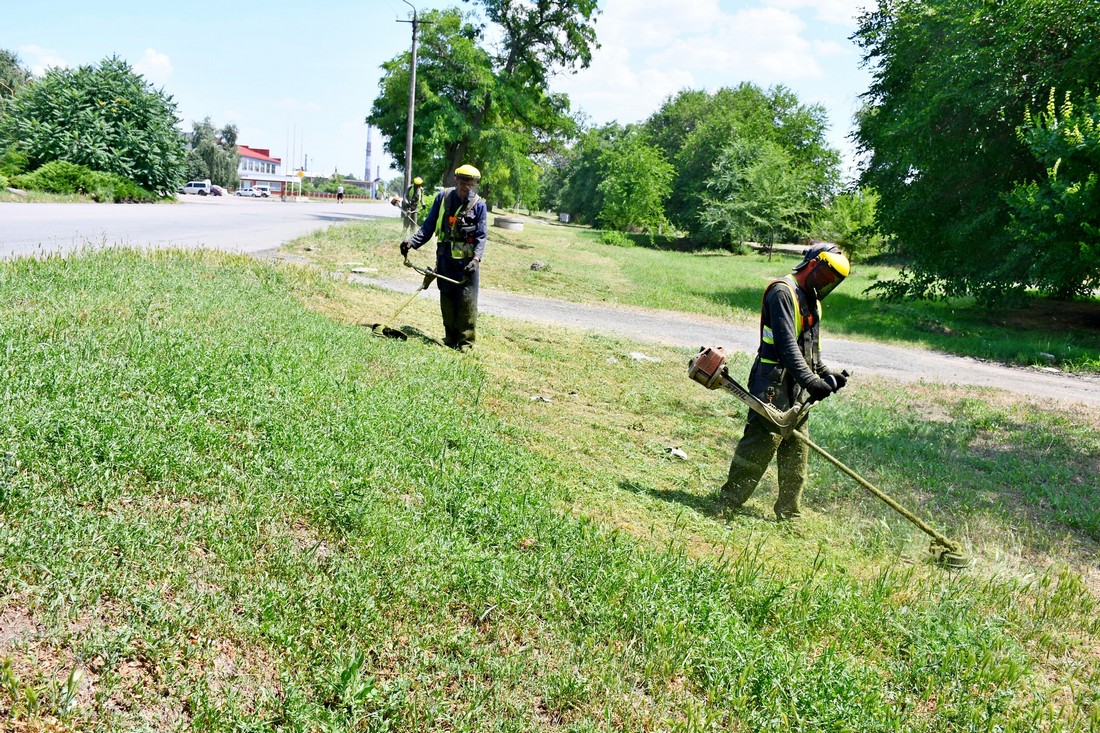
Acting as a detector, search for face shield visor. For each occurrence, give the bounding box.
[807,256,847,300]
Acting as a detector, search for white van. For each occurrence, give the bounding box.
[253,184,271,197]
[178,179,212,195]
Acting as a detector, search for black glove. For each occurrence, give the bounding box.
[464,257,480,273]
[400,240,411,257]
[822,369,848,392]
[806,377,834,402]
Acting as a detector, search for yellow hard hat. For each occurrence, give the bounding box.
[413,177,423,185]
[454,164,481,180]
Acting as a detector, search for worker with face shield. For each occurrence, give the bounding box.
[718,243,851,520]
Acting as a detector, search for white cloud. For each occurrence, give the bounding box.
[555,44,696,125]
[133,48,173,86]
[648,7,824,80]
[18,44,67,76]
[764,0,873,27]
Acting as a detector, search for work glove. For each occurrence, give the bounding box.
[464,257,480,273]
[805,377,835,402]
[400,240,411,257]
[822,369,849,392]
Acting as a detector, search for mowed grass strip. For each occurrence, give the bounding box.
[292,215,1100,372]
[0,249,1097,731]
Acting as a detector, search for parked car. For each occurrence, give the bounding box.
[178,180,211,196]
[253,184,271,197]
[209,185,225,196]
[235,188,262,197]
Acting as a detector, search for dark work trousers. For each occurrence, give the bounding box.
[720,360,810,519]
[436,251,479,349]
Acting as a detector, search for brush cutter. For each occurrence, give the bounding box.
[688,346,971,569]
[369,255,466,340]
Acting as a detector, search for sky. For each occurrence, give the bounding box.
[3,0,873,184]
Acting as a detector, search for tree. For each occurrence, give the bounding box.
[1006,90,1100,299]
[367,0,598,200]
[643,84,839,240]
[808,187,886,263]
[540,123,631,224]
[185,118,239,187]
[0,56,186,194]
[853,0,1100,301]
[699,139,811,250]
[596,132,674,233]
[0,49,29,99]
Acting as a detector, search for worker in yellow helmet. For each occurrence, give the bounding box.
[394,176,425,235]
[719,242,852,520]
[400,165,487,351]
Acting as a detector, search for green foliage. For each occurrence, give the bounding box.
[853,0,1100,302]
[0,49,30,100]
[809,187,887,262]
[644,84,840,240]
[1006,90,1100,299]
[598,229,633,247]
[539,123,628,224]
[0,55,186,195]
[595,132,673,233]
[0,144,27,177]
[11,160,155,202]
[185,117,239,188]
[699,139,811,248]
[367,1,597,201]
[0,173,7,189]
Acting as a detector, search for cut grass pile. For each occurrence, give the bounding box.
[0,248,1098,731]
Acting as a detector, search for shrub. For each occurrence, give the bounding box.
[599,230,633,247]
[0,173,8,190]
[13,160,155,202]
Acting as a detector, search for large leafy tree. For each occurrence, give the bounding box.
[367,0,598,201]
[853,0,1100,301]
[596,131,674,233]
[643,84,839,241]
[540,122,631,224]
[1006,90,1100,299]
[186,117,239,187]
[0,55,186,194]
[0,49,30,100]
[699,139,811,250]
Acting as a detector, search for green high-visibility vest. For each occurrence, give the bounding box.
[760,276,819,365]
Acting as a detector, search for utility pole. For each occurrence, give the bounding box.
[398,1,421,193]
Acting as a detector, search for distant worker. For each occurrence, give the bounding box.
[400,165,487,351]
[391,176,424,236]
[719,243,851,520]
[337,184,344,203]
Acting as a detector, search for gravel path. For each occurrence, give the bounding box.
[350,274,1100,409]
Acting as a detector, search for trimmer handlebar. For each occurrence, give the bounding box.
[403,254,466,286]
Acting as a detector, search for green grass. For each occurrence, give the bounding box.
[292,215,1100,372]
[1,248,1098,730]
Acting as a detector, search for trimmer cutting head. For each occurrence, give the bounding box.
[930,541,971,569]
[370,323,408,340]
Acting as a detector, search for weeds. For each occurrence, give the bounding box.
[0,248,1097,730]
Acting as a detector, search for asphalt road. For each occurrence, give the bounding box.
[3,197,1096,408]
[353,273,1100,409]
[0,195,398,258]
